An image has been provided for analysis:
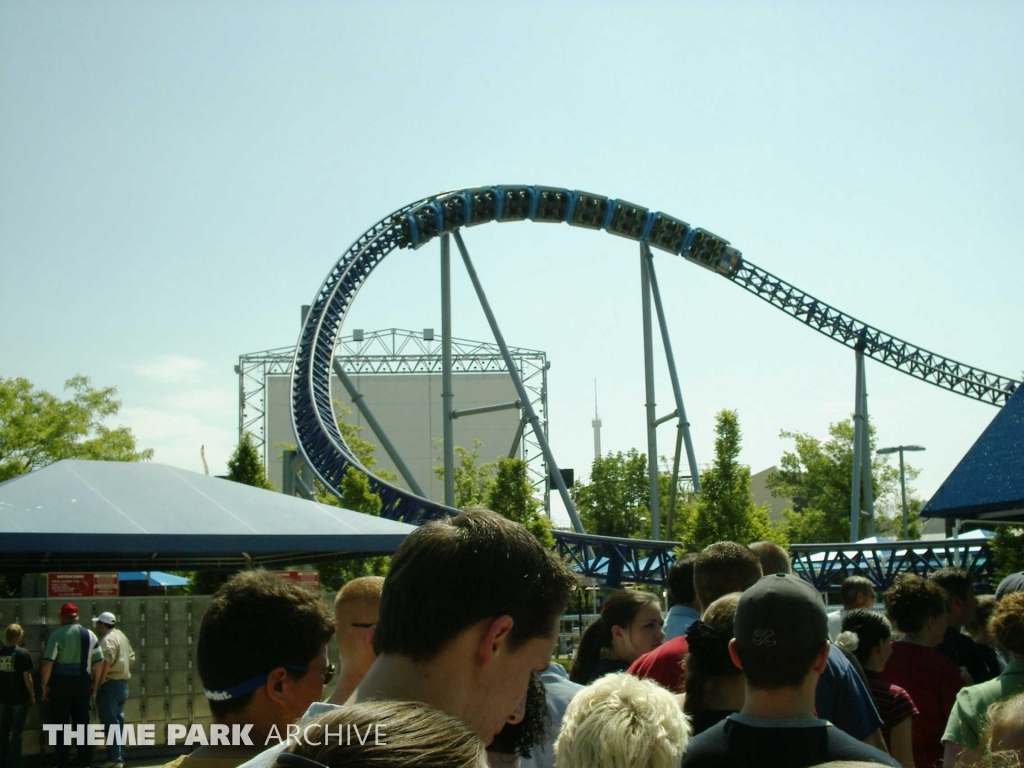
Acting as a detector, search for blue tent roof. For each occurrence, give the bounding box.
[0,460,418,571]
[922,385,1024,522]
[118,571,190,587]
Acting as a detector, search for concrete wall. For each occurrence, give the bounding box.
[749,465,790,523]
[266,372,522,500]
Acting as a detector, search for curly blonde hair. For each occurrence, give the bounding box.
[555,673,690,768]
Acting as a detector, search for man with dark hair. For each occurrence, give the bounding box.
[166,570,335,768]
[40,603,104,768]
[681,573,899,768]
[827,576,875,641]
[692,542,764,612]
[357,507,577,744]
[628,542,763,693]
[996,571,1024,601]
[929,566,992,684]
[749,541,791,577]
[750,558,884,747]
[662,554,701,641]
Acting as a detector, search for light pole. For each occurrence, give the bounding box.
[876,445,925,539]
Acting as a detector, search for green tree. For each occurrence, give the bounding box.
[487,457,554,548]
[226,431,275,490]
[0,375,153,482]
[686,410,785,550]
[873,497,923,541]
[571,449,651,539]
[0,376,153,598]
[766,420,909,543]
[991,526,1024,584]
[432,440,496,508]
[570,449,697,542]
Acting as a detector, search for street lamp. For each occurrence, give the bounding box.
[876,445,926,539]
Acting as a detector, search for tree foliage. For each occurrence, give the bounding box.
[766,420,914,543]
[991,526,1024,584]
[570,449,699,542]
[226,431,275,490]
[571,449,651,539]
[432,440,496,508]
[0,375,153,482]
[432,442,553,547]
[487,456,554,549]
[684,410,785,551]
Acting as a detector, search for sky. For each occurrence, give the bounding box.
[2,1,1021,529]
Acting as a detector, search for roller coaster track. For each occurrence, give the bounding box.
[292,185,1019,526]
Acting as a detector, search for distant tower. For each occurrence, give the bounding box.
[592,380,602,460]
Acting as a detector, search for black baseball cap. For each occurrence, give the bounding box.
[996,572,1024,602]
[734,572,828,655]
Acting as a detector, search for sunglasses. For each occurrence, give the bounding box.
[286,661,337,687]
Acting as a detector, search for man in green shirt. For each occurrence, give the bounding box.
[942,592,1024,767]
[40,602,104,768]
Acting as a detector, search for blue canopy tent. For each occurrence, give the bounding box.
[118,571,190,587]
[0,460,418,572]
[922,385,1024,525]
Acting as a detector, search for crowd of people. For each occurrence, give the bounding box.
[2,509,1022,768]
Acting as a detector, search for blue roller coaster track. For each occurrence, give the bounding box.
[291,186,1019,543]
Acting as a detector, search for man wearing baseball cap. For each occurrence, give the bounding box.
[681,573,899,768]
[996,571,1024,601]
[92,612,136,768]
[40,603,104,768]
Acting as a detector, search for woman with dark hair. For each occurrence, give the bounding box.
[486,673,548,768]
[680,593,743,735]
[569,591,664,685]
[839,609,918,768]
[878,574,964,768]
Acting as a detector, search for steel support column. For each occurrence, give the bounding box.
[441,234,455,508]
[644,244,702,536]
[453,230,584,533]
[898,450,909,540]
[859,361,875,537]
[850,340,867,542]
[640,249,660,540]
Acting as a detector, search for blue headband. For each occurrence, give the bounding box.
[203,665,307,701]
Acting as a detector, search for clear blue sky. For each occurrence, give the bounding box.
[2,1,1021,528]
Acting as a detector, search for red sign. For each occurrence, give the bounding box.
[271,571,320,590]
[47,573,120,598]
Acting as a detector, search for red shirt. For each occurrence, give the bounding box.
[627,635,689,692]
[877,641,963,768]
[865,669,919,745]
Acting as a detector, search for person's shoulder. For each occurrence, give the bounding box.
[825,725,901,767]
[679,719,730,767]
[631,634,689,667]
[825,643,853,671]
[955,676,1005,709]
